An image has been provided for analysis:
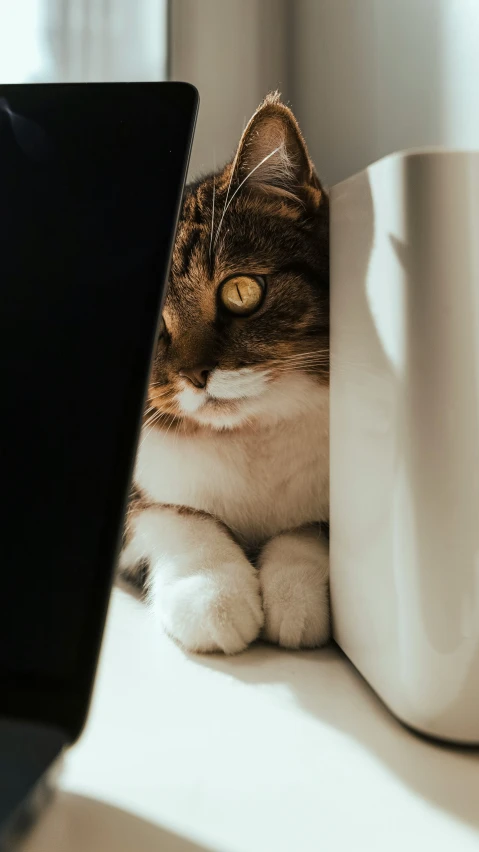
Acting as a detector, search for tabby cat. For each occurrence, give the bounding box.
[120,93,329,654]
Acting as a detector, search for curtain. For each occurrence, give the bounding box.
[0,0,167,84]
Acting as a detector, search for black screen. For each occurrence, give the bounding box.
[0,83,197,737]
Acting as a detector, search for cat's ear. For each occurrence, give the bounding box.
[232,92,322,209]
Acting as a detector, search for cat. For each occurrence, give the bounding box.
[119,92,330,654]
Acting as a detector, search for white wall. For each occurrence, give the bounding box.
[291,0,479,186]
[170,0,290,178]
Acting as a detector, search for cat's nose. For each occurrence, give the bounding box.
[179,365,213,389]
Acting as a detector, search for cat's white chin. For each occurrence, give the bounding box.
[175,367,269,428]
[189,400,250,430]
[177,372,328,431]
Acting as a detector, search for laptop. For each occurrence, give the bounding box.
[0,82,197,850]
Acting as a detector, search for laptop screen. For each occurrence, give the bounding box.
[0,83,197,738]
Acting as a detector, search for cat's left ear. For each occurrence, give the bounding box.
[232,92,323,211]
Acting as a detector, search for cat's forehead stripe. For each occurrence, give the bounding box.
[174,224,202,279]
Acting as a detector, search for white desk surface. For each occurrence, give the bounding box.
[24,588,479,852]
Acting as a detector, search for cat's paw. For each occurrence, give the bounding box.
[259,531,330,649]
[156,563,264,655]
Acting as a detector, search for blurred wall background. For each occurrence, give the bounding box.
[171,0,479,184]
[169,0,291,178]
[290,0,479,185]
[2,0,479,186]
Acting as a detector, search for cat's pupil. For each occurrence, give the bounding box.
[219,275,265,316]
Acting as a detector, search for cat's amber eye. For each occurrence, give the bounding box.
[219,275,265,316]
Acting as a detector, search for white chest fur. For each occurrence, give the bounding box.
[135,387,329,547]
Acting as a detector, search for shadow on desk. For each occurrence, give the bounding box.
[22,791,211,852]
[195,643,479,833]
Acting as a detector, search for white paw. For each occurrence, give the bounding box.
[155,563,264,655]
[259,531,330,649]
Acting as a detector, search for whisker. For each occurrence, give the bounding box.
[268,358,328,369]
[143,405,169,421]
[148,382,170,393]
[271,358,329,370]
[268,352,329,361]
[215,146,240,249]
[267,358,329,368]
[213,145,282,250]
[209,172,215,262]
[146,391,172,400]
[270,360,328,367]
[140,410,170,446]
[142,411,165,429]
[275,350,330,360]
[162,414,178,441]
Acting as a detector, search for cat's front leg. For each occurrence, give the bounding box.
[120,505,263,654]
[258,526,330,649]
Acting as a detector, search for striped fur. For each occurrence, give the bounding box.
[120,94,330,654]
